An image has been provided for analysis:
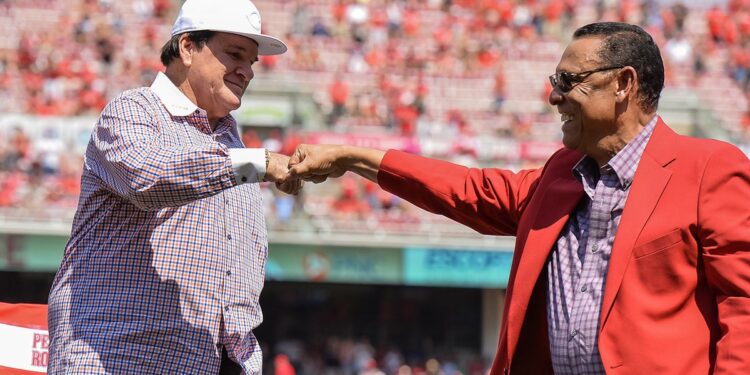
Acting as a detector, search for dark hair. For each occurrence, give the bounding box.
[573,22,664,113]
[160,30,216,66]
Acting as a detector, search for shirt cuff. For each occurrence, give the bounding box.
[228,148,266,184]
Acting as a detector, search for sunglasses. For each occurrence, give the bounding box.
[549,65,625,93]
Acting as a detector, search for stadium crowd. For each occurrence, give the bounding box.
[4,0,750,220]
[264,336,485,375]
[3,1,750,373]
[0,126,81,213]
[3,0,750,135]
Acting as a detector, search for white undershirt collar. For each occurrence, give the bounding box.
[150,71,199,116]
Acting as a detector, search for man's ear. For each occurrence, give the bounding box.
[178,34,195,67]
[615,66,637,103]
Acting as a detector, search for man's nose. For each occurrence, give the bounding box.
[548,87,563,106]
[236,63,255,83]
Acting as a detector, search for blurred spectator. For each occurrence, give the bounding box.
[290,39,322,70]
[152,0,171,19]
[664,32,693,69]
[332,0,348,27]
[393,97,419,135]
[6,127,30,171]
[492,67,507,113]
[0,131,5,169]
[311,17,332,38]
[348,45,369,73]
[291,0,311,37]
[332,176,371,219]
[730,41,750,91]
[0,169,22,207]
[402,6,421,38]
[274,191,296,224]
[17,161,48,209]
[347,0,370,44]
[242,128,263,148]
[274,354,296,375]
[261,53,279,71]
[386,1,403,37]
[263,129,284,153]
[446,110,469,135]
[360,359,386,375]
[328,73,350,125]
[35,128,64,174]
[425,358,441,375]
[742,107,750,140]
[280,130,303,156]
[382,347,404,375]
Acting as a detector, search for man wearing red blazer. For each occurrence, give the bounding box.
[288,23,750,374]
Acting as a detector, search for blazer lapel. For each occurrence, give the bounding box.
[506,173,584,354]
[599,120,676,330]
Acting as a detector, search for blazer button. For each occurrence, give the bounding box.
[503,367,509,375]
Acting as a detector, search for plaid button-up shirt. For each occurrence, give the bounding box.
[546,116,657,374]
[48,73,270,374]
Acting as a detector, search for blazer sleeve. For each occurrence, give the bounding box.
[377,150,543,236]
[698,145,750,374]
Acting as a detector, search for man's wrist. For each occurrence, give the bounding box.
[263,149,270,181]
[336,145,353,168]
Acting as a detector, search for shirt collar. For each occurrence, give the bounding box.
[573,115,659,189]
[150,72,199,116]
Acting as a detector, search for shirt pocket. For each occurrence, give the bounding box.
[633,228,683,260]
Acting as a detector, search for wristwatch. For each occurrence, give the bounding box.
[264,149,270,181]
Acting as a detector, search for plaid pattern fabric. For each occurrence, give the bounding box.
[47,79,268,374]
[546,116,657,374]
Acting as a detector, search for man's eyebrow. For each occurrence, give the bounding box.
[227,45,259,62]
[227,44,248,52]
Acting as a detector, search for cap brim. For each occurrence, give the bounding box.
[171,27,288,56]
[237,32,288,56]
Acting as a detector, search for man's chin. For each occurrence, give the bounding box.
[226,96,242,110]
[560,136,580,151]
[224,86,244,102]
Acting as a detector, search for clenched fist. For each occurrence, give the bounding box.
[263,152,304,195]
[288,144,385,184]
[287,144,347,184]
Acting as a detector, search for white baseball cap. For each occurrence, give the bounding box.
[171,0,288,56]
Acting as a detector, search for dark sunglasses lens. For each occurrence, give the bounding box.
[559,73,574,92]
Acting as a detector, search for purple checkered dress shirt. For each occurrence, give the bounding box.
[546,116,657,374]
[48,74,268,374]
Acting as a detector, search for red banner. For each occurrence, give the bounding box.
[305,132,421,153]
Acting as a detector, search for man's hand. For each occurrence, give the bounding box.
[288,144,385,183]
[264,152,303,195]
[288,144,348,184]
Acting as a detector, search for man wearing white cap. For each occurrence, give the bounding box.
[47,1,297,374]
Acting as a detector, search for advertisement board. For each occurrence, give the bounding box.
[0,234,512,289]
[403,248,513,288]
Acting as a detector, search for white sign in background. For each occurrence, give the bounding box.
[0,322,48,372]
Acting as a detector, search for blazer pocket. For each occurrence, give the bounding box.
[633,228,683,259]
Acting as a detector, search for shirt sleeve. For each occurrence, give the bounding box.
[85,92,239,211]
[228,148,266,184]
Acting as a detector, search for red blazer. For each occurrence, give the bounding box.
[377,119,750,374]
